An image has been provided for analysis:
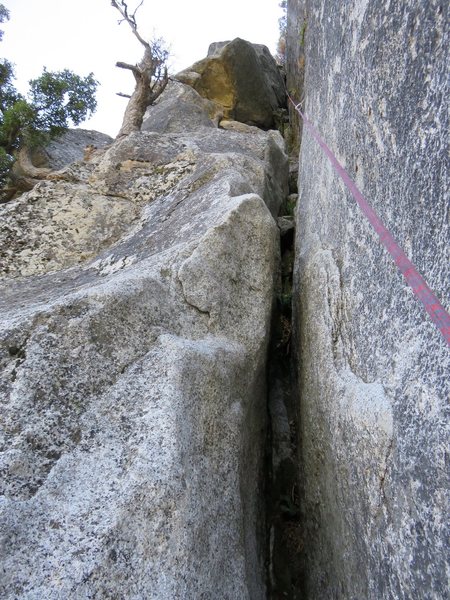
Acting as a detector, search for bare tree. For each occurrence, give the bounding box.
[112,0,169,139]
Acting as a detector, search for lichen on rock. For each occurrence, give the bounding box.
[0,42,288,599]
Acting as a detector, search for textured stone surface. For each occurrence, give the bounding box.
[285,0,307,154]
[0,90,288,596]
[1,124,287,280]
[31,129,113,170]
[289,1,449,598]
[142,81,223,133]
[176,38,286,128]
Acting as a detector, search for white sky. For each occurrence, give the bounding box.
[1,0,283,137]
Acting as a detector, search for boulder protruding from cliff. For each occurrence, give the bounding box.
[0,40,289,596]
[176,38,286,129]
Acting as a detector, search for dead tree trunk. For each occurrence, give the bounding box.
[112,1,169,139]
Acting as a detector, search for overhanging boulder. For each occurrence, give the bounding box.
[176,38,286,129]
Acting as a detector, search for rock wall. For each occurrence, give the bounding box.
[0,52,288,598]
[288,1,449,598]
[35,129,113,171]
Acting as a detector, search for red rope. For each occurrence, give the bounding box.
[288,94,450,347]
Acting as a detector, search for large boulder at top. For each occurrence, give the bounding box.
[0,77,288,597]
[176,38,286,129]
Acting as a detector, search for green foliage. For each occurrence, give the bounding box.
[0,3,9,41]
[279,0,287,37]
[0,99,37,151]
[29,69,98,137]
[0,60,22,111]
[277,0,287,65]
[281,193,297,217]
[0,146,13,182]
[0,69,98,187]
[0,6,98,191]
[300,21,307,47]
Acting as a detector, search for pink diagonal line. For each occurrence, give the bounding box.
[289,95,450,347]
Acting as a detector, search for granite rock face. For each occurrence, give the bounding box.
[176,38,286,129]
[288,1,449,598]
[0,75,288,597]
[142,80,223,134]
[30,129,113,171]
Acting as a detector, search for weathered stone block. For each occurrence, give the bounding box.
[0,90,287,596]
[176,38,286,129]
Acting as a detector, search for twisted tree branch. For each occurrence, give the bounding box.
[116,61,141,77]
[111,0,149,49]
[112,0,169,138]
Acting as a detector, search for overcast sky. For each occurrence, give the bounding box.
[1,0,283,137]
